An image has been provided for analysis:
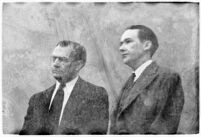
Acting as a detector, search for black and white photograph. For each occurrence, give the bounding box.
[1,1,199,135]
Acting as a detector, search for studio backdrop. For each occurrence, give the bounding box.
[2,2,199,134]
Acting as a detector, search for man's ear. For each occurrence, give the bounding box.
[75,60,84,71]
[143,40,152,51]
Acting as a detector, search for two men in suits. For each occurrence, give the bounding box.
[20,25,184,135]
[20,40,109,134]
[109,25,184,134]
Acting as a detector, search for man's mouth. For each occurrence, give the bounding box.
[121,53,128,58]
[52,70,62,73]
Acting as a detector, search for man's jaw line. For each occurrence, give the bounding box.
[125,56,151,71]
[53,73,78,84]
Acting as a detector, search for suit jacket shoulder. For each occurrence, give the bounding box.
[156,65,183,93]
[29,84,55,105]
[77,77,109,100]
[157,65,181,78]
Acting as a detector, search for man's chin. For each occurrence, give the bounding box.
[123,59,134,68]
[123,58,130,65]
[53,75,62,81]
[53,75,72,83]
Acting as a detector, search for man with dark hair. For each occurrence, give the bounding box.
[20,40,109,135]
[109,25,184,134]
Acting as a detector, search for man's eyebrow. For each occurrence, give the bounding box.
[120,38,132,43]
[124,38,132,41]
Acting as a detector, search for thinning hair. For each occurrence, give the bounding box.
[126,25,159,57]
[56,40,87,66]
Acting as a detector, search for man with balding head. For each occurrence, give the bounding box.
[109,25,184,134]
[20,40,109,135]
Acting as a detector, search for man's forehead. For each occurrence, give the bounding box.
[120,29,139,41]
[52,46,74,57]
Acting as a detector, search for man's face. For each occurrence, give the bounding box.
[51,45,79,82]
[119,29,145,65]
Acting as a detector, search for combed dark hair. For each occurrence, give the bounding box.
[126,25,158,57]
[56,40,87,66]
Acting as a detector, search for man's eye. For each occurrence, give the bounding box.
[125,40,131,43]
[59,57,64,61]
[60,57,71,62]
[52,57,64,62]
[52,56,70,62]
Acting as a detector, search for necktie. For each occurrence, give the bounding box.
[124,73,136,91]
[49,83,65,127]
[119,73,136,108]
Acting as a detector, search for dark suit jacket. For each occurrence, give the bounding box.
[110,62,184,134]
[20,77,109,135]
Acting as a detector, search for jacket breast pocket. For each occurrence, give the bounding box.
[140,92,157,120]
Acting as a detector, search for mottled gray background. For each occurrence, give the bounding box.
[2,2,199,134]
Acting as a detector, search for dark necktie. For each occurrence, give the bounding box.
[119,73,136,108]
[124,73,136,91]
[49,83,65,127]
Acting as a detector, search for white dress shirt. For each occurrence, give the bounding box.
[132,60,153,82]
[48,76,79,125]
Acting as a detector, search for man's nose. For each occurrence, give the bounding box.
[53,58,60,68]
[119,44,126,52]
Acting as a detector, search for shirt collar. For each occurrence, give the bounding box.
[132,60,153,81]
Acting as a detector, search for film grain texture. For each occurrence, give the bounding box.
[2,2,199,134]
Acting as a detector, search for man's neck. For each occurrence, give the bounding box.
[56,74,79,84]
[67,75,79,83]
[129,55,151,71]
[56,75,79,86]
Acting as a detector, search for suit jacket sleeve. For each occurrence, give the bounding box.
[148,73,184,134]
[19,94,37,135]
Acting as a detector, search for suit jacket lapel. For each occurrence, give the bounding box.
[118,62,159,117]
[43,84,56,105]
